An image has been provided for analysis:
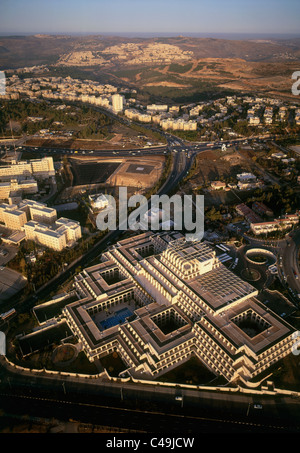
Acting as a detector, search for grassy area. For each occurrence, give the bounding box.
[168,62,194,73]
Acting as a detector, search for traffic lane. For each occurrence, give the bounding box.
[1,374,299,432]
[3,148,185,313]
[282,232,300,295]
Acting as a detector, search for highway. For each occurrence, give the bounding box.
[0,135,194,317]
[0,131,298,317]
[1,127,300,431]
[277,229,300,301]
[1,357,300,433]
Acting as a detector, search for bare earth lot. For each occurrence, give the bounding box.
[25,121,163,150]
[69,155,165,190]
[193,148,256,184]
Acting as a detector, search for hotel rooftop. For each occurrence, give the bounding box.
[63,232,296,384]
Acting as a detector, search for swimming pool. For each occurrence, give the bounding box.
[98,307,132,330]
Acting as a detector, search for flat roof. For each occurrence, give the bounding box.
[187,263,257,311]
[203,297,293,355]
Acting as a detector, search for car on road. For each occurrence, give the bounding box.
[253,403,263,410]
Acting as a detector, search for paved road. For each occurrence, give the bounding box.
[1,131,299,315]
[1,133,300,431]
[278,229,300,301]
[1,357,300,432]
[0,137,192,317]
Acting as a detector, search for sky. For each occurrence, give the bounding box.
[0,0,300,36]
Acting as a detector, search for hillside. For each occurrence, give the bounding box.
[1,34,300,103]
[1,34,300,70]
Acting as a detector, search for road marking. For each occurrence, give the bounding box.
[0,392,289,431]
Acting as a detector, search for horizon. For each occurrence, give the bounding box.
[0,0,300,36]
[1,32,300,40]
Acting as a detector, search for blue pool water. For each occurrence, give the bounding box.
[99,307,132,330]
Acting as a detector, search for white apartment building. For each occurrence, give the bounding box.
[147,104,168,113]
[0,179,38,200]
[24,217,81,251]
[160,118,197,131]
[55,217,82,242]
[111,94,124,113]
[18,199,56,225]
[0,204,28,230]
[124,109,152,123]
[28,204,57,225]
[0,199,81,249]
[248,116,261,126]
[24,221,67,251]
[0,157,55,181]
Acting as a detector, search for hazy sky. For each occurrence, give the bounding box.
[0,0,299,35]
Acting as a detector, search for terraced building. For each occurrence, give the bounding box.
[63,232,296,384]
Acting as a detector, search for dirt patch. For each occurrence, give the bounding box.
[190,148,256,186]
[222,153,245,165]
[144,81,191,88]
[65,154,165,193]
[108,156,164,189]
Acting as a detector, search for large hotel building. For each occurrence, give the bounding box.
[63,232,296,384]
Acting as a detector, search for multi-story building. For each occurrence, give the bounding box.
[17,199,56,224]
[0,199,81,249]
[55,217,82,243]
[252,201,274,218]
[27,204,57,225]
[24,217,81,251]
[160,118,197,131]
[88,193,109,211]
[63,232,296,384]
[248,115,260,126]
[236,203,263,224]
[147,104,168,113]
[124,109,152,123]
[0,204,28,230]
[0,179,38,200]
[111,94,124,113]
[24,221,67,251]
[250,211,300,235]
[0,157,55,181]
